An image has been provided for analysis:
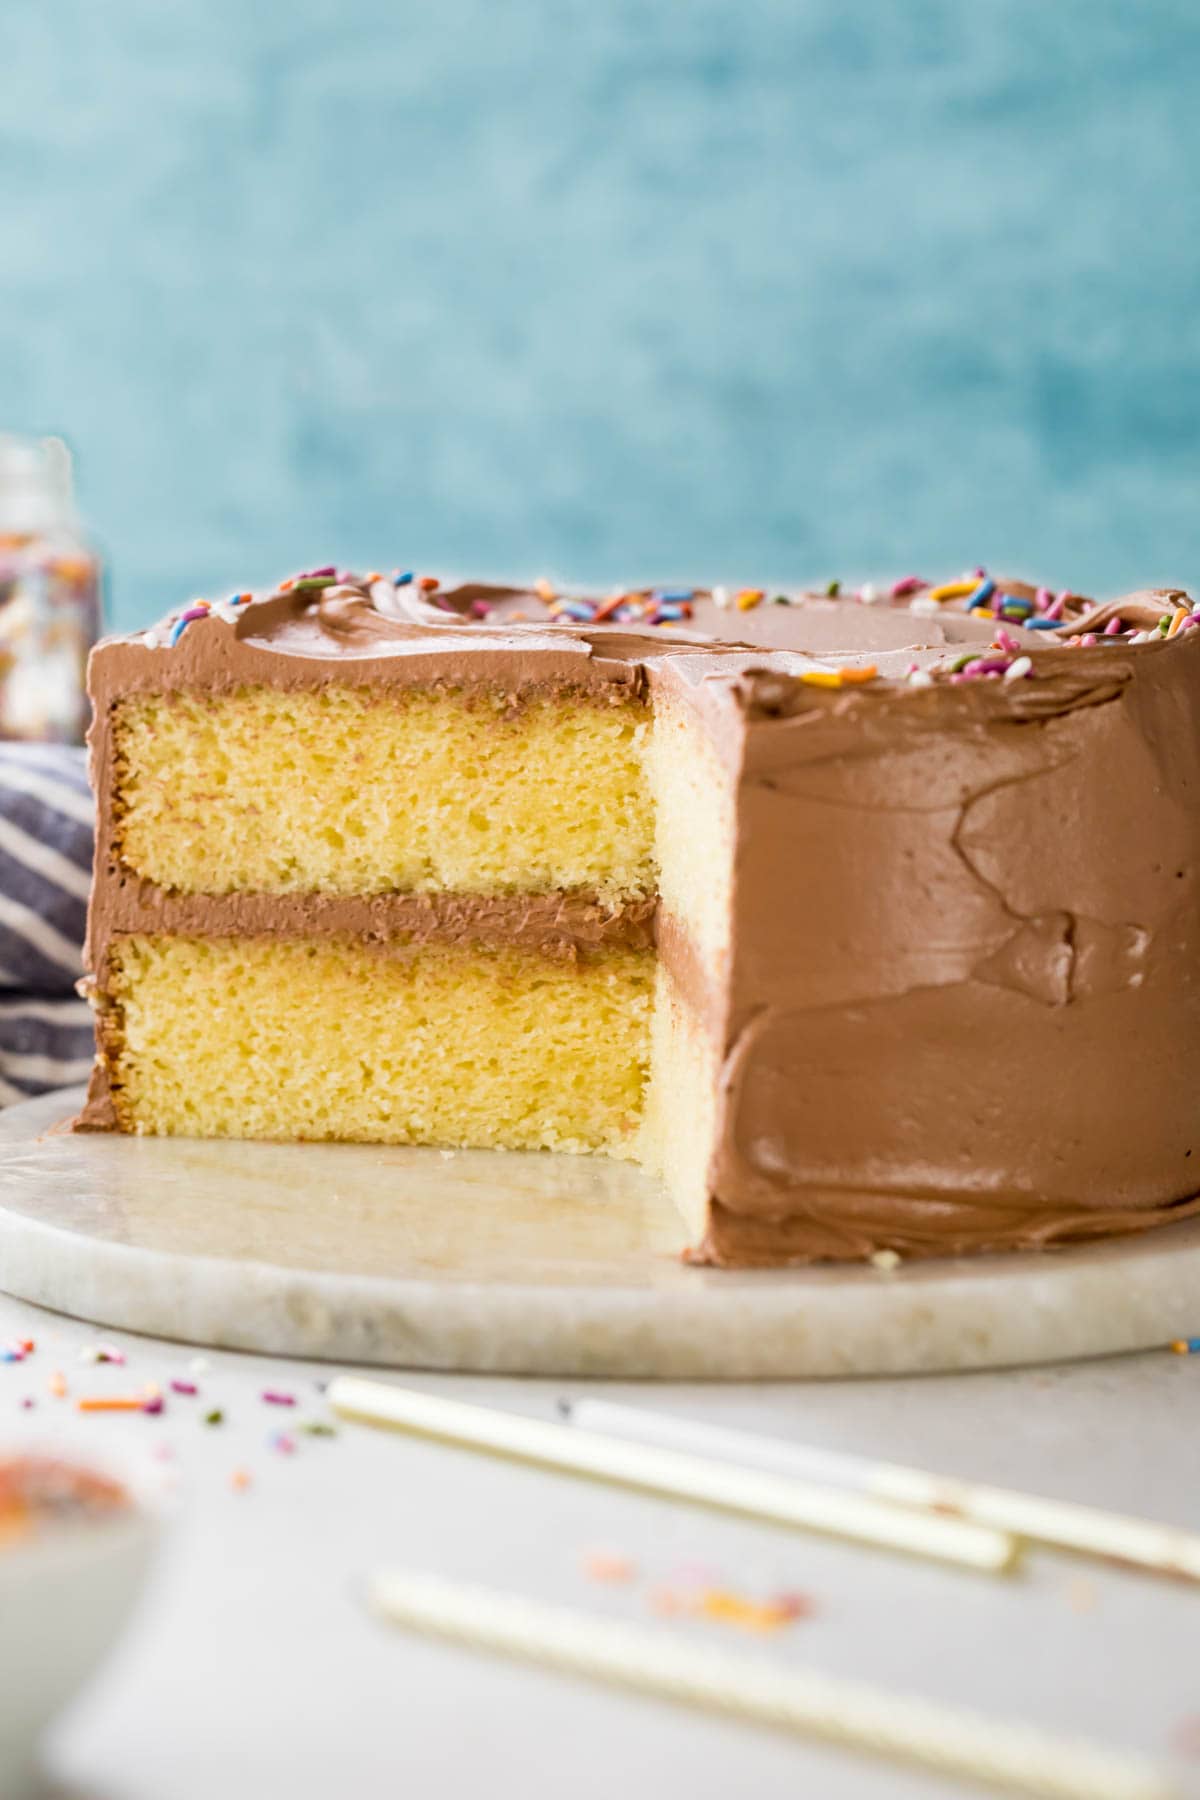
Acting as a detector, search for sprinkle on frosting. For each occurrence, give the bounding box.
[929,580,977,603]
[167,601,211,646]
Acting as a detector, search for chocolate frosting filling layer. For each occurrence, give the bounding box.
[79,573,1200,1265]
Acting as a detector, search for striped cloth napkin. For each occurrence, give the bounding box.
[0,743,95,1105]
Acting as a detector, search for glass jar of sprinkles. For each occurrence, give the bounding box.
[0,434,102,743]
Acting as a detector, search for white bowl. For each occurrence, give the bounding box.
[0,1448,167,1798]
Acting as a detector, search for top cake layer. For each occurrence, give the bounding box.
[92,566,1198,912]
[113,684,657,901]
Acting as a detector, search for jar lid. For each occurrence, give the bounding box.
[0,435,80,533]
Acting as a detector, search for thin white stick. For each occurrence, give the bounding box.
[329,1377,1016,1574]
[562,1399,1200,1584]
[368,1569,1174,1800]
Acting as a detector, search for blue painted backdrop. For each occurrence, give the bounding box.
[5,1,1200,631]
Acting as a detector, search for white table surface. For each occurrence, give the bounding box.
[4,1287,1198,1800]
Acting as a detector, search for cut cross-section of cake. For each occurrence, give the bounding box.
[78,570,1200,1265]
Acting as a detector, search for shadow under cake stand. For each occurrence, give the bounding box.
[1,1088,1197,1378]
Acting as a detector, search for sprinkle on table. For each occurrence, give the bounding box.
[696,1587,815,1634]
[48,1371,67,1399]
[578,1547,814,1633]
[170,1379,198,1396]
[582,1550,638,1585]
[262,1388,296,1407]
[1170,1337,1200,1354]
[77,1393,154,1414]
[231,1468,252,1493]
[204,1408,225,1426]
[1170,1715,1200,1759]
[648,1580,815,1634]
[1065,1578,1098,1614]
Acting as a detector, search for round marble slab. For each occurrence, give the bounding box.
[2,1088,1198,1377]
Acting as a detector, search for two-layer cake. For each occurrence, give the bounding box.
[77,570,1200,1265]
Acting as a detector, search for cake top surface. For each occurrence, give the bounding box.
[95,566,1200,706]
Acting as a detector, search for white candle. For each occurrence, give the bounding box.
[329,1377,1016,1574]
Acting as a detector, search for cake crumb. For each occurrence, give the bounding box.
[870,1249,901,1272]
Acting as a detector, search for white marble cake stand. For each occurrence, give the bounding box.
[2,1087,1198,1378]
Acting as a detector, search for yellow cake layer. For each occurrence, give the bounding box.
[114,685,654,900]
[105,934,654,1153]
[642,966,721,1237]
[645,692,734,966]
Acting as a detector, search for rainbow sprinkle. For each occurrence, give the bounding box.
[965,577,996,612]
[168,601,212,645]
[928,579,978,603]
[799,664,878,690]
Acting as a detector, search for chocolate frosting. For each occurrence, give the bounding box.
[78,572,1200,1264]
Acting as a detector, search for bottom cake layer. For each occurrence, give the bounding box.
[81,931,1200,1267]
[92,935,655,1154]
